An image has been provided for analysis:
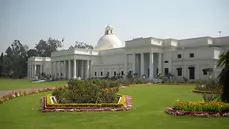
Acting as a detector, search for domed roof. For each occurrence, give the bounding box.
[95,25,122,50]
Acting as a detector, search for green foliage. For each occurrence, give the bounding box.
[203,94,220,102]
[69,41,93,49]
[35,38,63,57]
[0,52,3,77]
[3,40,28,78]
[52,79,120,104]
[52,88,69,103]
[174,101,229,112]
[217,50,229,102]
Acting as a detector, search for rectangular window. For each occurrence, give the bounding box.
[177,68,182,76]
[121,71,124,75]
[114,71,117,76]
[101,71,103,76]
[190,53,194,58]
[177,54,182,58]
[165,68,169,74]
[164,61,169,63]
[95,72,97,76]
[203,69,208,75]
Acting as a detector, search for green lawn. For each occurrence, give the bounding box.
[0,79,67,90]
[0,84,228,129]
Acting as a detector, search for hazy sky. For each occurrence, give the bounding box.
[0,0,229,53]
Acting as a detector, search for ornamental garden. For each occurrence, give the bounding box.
[0,50,229,128]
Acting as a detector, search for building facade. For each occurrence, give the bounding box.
[27,25,229,81]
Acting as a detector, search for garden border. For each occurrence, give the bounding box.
[40,94,132,112]
[165,107,229,117]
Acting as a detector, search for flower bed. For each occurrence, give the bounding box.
[165,107,229,117]
[40,94,132,112]
[122,83,151,86]
[0,85,68,104]
[165,101,229,117]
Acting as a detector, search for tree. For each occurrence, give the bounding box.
[27,49,38,58]
[4,40,28,78]
[35,38,63,57]
[0,52,3,77]
[69,41,93,49]
[217,50,229,102]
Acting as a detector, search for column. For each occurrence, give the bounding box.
[30,65,32,78]
[86,60,89,79]
[53,62,56,78]
[63,60,66,79]
[40,65,42,74]
[27,65,29,78]
[133,53,136,74]
[90,60,93,78]
[34,64,37,76]
[158,53,162,74]
[68,60,71,79]
[51,62,53,76]
[124,54,128,77]
[149,52,154,79]
[58,61,61,78]
[31,65,33,78]
[73,59,76,79]
[81,60,84,79]
[141,53,144,77]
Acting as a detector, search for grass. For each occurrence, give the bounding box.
[0,79,68,90]
[0,84,229,129]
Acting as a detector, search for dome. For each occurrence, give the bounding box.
[95,25,122,50]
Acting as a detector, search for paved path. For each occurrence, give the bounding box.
[0,86,59,97]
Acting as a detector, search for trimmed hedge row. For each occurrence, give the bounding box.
[40,94,132,112]
[46,94,124,107]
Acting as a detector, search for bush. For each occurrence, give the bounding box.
[174,101,229,112]
[52,79,120,104]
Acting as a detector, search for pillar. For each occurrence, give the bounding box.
[73,59,76,79]
[149,52,154,79]
[51,62,53,77]
[58,61,61,78]
[81,60,84,79]
[27,65,29,78]
[30,65,32,78]
[63,60,66,79]
[141,53,144,76]
[124,54,128,77]
[34,64,37,76]
[40,65,42,74]
[86,60,89,79]
[53,62,56,78]
[68,60,71,79]
[158,53,162,74]
[133,53,136,74]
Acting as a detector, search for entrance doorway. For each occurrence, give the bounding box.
[189,67,195,79]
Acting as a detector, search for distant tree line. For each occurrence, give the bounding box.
[0,38,93,78]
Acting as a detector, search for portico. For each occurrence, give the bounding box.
[126,52,162,79]
[51,59,91,80]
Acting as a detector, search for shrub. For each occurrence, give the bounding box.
[52,79,120,104]
[174,101,229,112]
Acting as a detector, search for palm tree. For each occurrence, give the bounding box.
[217,50,229,102]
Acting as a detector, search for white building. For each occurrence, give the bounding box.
[27,25,229,81]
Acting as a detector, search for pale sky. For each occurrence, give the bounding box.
[0,0,229,53]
